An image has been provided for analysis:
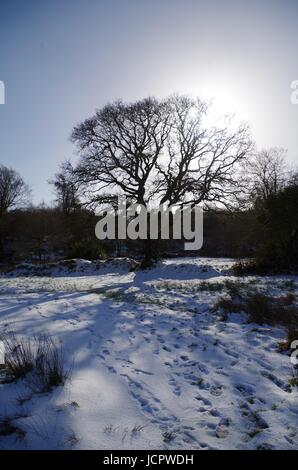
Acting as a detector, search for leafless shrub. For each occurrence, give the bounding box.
[245,294,274,324]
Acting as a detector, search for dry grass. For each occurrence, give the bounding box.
[162,430,175,442]
[1,333,34,380]
[289,367,298,388]
[34,335,69,391]
[0,415,27,440]
[1,333,70,392]
[278,325,298,352]
[214,290,298,367]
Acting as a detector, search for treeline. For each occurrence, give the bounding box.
[0,182,257,264]
[0,205,104,264]
[0,179,297,272]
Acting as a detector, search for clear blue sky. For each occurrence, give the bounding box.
[0,0,297,204]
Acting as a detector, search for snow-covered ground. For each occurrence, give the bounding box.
[0,257,297,450]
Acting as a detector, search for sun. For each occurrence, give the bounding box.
[176,71,256,125]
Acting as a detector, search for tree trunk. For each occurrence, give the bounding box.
[140,238,155,269]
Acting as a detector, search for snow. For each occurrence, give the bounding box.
[0,257,297,450]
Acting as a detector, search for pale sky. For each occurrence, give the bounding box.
[0,0,297,204]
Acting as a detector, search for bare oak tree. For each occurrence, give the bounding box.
[71,95,253,261]
[72,97,171,207]
[72,95,252,208]
[155,96,252,207]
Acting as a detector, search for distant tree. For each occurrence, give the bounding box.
[0,165,31,216]
[289,169,298,186]
[71,95,252,263]
[255,182,298,271]
[50,160,80,215]
[22,206,58,263]
[247,148,287,204]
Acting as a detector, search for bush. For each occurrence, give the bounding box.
[245,294,273,324]
[214,292,298,328]
[66,238,105,260]
[246,294,297,327]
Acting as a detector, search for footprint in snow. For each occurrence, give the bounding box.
[96,353,106,360]
[158,337,165,344]
[123,374,178,429]
[197,362,209,374]
[234,383,256,397]
[215,424,229,439]
[134,368,153,376]
[168,377,181,396]
[180,355,189,361]
[210,385,224,397]
[284,435,294,445]
[224,348,239,359]
[182,430,198,444]
[164,361,172,368]
[261,371,291,393]
[254,358,273,370]
[195,394,212,407]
